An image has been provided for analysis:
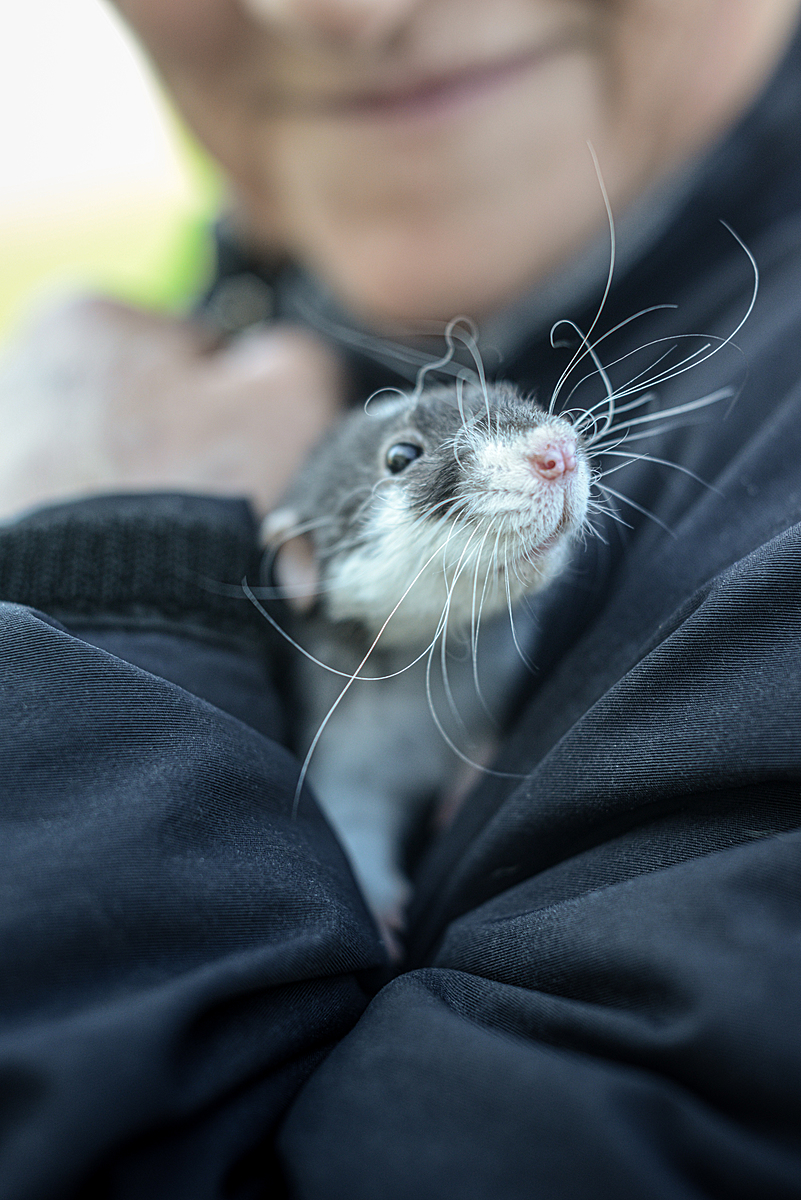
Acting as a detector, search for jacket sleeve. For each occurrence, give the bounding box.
[3,493,801,1200]
[278,524,801,1200]
[0,493,385,1200]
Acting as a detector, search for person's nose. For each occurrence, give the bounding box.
[239,0,421,48]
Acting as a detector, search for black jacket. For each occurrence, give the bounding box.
[3,25,801,1200]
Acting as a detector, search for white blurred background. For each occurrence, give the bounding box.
[0,0,218,341]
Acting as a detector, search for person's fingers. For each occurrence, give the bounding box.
[0,295,344,518]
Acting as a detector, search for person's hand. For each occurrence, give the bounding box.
[0,295,344,520]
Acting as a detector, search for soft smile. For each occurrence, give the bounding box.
[268,39,577,124]
[336,47,564,118]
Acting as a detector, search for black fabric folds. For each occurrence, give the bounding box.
[4,21,801,1200]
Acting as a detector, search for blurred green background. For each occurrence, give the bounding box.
[0,0,220,344]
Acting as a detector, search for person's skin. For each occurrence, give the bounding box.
[115,0,801,323]
[0,298,343,518]
[0,0,799,519]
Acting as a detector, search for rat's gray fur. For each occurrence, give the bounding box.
[263,381,591,949]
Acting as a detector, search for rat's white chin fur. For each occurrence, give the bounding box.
[323,469,588,647]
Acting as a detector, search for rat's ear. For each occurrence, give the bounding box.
[260,507,299,547]
[261,508,319,614]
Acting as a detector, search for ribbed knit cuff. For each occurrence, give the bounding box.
[0,493,274,644]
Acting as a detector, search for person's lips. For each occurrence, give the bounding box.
[334,49,554,118]
[272,40,575,122]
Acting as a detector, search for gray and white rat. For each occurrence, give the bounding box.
[262,380,592,949]
[257,225,751,952]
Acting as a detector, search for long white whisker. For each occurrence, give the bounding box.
[549,141,616,416]
[590,415,721,449]
[593,385,733,441]
[291,533,473,816]
[594,483,676,536]
[410,315,472,399]
[504,557,537,673]
[423,636,527,782]
[436,527,485,733]
[585,225,756,408]
[454,373,473,456]
[288,289,475,385]
[597,449,720,491]
[571,332,709,413]
[243,579,446,683]
[470,521,495,673]
[601,340,714,401]
[471,525,505,722]
[552,319,617,436]
[575,387,660,429]
[451,323,492,422]
[590,502,633,532]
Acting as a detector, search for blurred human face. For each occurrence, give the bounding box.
[114,0,801,325]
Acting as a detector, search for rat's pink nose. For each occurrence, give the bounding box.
[527,437,577,480]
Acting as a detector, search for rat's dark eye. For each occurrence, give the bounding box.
[386,442,423,473]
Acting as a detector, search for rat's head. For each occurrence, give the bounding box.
[264,382,591,645]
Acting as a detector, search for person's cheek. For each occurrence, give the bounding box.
[110,0,246,61]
